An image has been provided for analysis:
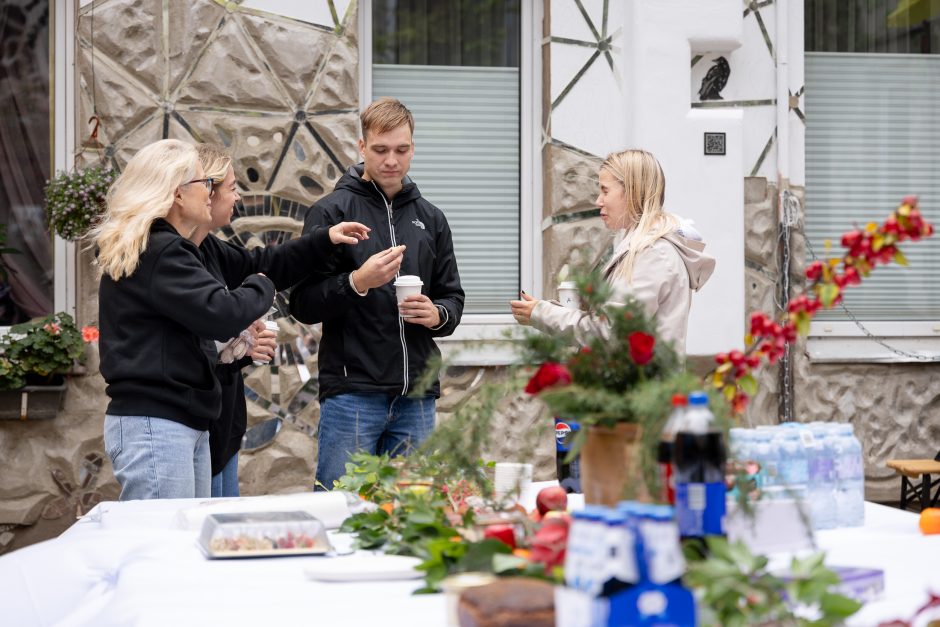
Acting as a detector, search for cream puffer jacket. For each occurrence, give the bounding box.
[528,231,716,355]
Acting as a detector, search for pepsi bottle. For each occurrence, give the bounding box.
[673,391,727,547]
[555,417,582,493]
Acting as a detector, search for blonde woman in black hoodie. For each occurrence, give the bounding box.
[95,139,276,500]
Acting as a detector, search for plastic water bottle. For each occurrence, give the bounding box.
[775,428,809,499]
[833,423,865,527]
[673,391,727,541]
[750,429,779,492]
[657,394,687,504]
[806,424,837,529]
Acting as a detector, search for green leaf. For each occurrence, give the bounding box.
[818,592,862,618]
[738,374,758,396]
[493,553,529,574]
[818,283,841,308]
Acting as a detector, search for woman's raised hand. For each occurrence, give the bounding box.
[510,291,539,324]
[329,222,371,245]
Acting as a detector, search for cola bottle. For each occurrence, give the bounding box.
[673,391,727,545]
[657,394,687,504]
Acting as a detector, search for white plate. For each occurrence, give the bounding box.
[304,554,423,582]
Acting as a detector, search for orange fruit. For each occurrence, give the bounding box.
[380,502,395,515]
[919,507,940,535]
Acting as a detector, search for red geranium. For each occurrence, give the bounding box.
[627,332,655,366]
[524,362,572,395]
[81,326,100,342]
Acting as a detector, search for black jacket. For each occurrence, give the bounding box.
[99,219,275,432]
[201,227,334,475]
[289,165,464,400]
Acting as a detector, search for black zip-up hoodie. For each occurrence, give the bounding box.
[289,165,464,400]
[99,219,275,431]
[200,226,334,475]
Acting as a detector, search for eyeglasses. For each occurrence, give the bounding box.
[184,178,214,192]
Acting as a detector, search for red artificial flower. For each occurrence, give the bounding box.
[524,362,572,395]
[81,326,100,342]
[627,332,655,366]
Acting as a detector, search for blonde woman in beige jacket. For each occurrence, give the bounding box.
[510,149,715,355]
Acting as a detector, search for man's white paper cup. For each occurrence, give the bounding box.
[394,275,423,317]
[557,281,580,310]
[252,320,279,366]
[494,462,533,502]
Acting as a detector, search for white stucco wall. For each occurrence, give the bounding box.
[620,0,745,355]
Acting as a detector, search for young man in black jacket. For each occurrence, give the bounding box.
[290,98,464,490]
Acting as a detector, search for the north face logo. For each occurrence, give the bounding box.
[412,218,426,230]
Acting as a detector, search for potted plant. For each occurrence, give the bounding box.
[43,166,115,240]
[518,275,705,505]
[0,312,98,420]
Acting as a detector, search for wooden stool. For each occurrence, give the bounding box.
[885,458,940,511]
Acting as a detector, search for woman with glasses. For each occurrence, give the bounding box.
[94,139,279,500]
[192,143,370,497]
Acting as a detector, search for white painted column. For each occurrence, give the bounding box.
[622,0,745,355]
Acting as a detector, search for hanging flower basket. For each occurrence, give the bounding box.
[43,166,115,240]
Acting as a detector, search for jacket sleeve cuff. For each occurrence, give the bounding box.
[429,304,449,331]
[348,271,368,296]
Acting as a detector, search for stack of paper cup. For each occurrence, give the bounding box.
[557,281,580,310]
[494,462,533,502]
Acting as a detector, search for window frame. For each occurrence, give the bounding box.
[0,0,76,336]
[54,0,78,317]
[802,49,940,363]
[358,0,542,365]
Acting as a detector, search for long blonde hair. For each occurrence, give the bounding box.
[196,143,232,185]
[601,149,677,282]
[93,139,198,281]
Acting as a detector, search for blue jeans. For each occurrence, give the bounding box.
[211,452,240,498]
[315,393,436,491]
[104,415,211,500]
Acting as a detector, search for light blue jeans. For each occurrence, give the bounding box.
[315,393,436,491]
[211,452,240,498]
[104,415,211,500]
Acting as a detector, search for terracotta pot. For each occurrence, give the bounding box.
[580,423,648,506]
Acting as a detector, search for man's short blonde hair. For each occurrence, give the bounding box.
[360,97,414,143]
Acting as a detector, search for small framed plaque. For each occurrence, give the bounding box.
[704,132,726,156]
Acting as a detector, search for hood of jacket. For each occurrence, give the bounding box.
[662,232,715,291]
[335,164,422,206]
[605,229,716,291]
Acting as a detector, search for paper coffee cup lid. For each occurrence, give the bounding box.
[394,275,423,286]
[558,281,577,290]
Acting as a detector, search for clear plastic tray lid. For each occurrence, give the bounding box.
[198,510,333,558]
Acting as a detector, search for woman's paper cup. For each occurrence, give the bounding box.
[494,462,533,502]
[252,320,279,366]
[394,275,423,318]
[557,281,580,310]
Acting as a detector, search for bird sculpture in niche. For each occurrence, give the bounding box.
[698,56,730,101]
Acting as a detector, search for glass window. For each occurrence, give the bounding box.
[805,0,940,321]
[0,0,53,325]
[372,0,521,314]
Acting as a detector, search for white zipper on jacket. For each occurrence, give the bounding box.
[371,181,409,396]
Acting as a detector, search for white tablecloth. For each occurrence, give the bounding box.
[0,487,937,627]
